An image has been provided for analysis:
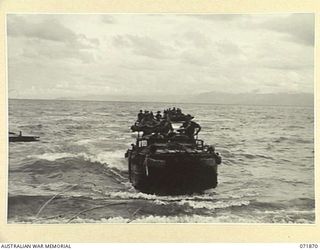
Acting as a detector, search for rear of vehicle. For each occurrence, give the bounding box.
[127,137,221,195]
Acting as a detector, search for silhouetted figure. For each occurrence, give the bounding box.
[150,111,154,120]
[163,111,168,120]
[208,146,215,153]
[141,111,149,124]
[181,119,201,138]
[158,119,173,136]
[137,110,144,122]
[155,111,162,121]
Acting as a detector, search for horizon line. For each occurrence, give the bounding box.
[8,97,314,108]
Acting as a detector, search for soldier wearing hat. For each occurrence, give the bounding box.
[155,111,162,121]
[180,116,201,138]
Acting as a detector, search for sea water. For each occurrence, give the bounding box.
[7,99,314,223]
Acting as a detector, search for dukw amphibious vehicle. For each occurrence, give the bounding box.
[125,108,221,195]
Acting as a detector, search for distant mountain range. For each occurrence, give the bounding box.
[189,91,314,106]
[52,91,314,106]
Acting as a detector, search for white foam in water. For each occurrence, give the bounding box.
[104,191,252,212]
[9,210,315,224]
[177,199,250,210]
[74,139,95,146]
[128,214,250,223]
[92,150,127,170]
[31,152,77,161]
[31,152,97,164]
[106,191,160,200]
[106,190,187,201]
[105,191,232,204]
[30,150,127,171]
[19,214,260,224]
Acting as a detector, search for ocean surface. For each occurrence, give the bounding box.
[8,99,315,223]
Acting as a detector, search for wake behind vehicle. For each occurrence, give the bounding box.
[125,108,221,195]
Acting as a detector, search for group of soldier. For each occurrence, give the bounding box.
[163,107,182,118]
[137,110,163,124]
[134,108,201,139]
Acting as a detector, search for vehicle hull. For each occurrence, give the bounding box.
[128,151,219,195]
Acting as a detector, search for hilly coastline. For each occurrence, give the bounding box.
[63,91,314,106]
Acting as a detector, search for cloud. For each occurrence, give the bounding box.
[7,15,99,64]
[180,50,215,66]
[215,40,242,55]
[113,35,131,48]
[260,57,313,71]
[113,34,172,59]
[261,14,314,46]
[7,14,314,100]
[182,31,210,48]
[21,42,96,63]
[7,15,99,48]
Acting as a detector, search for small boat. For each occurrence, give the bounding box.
[9,131,39,142]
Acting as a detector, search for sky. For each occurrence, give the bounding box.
[7,13,314,100]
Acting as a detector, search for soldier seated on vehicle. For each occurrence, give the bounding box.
[137,110,144,122]
[150,111,155,120]
[158,118,173,137]
[141,111,150,124]
[163,110,168,120]
[208,145,215,153]
[180,119,201,138]
[155,111,162,121]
